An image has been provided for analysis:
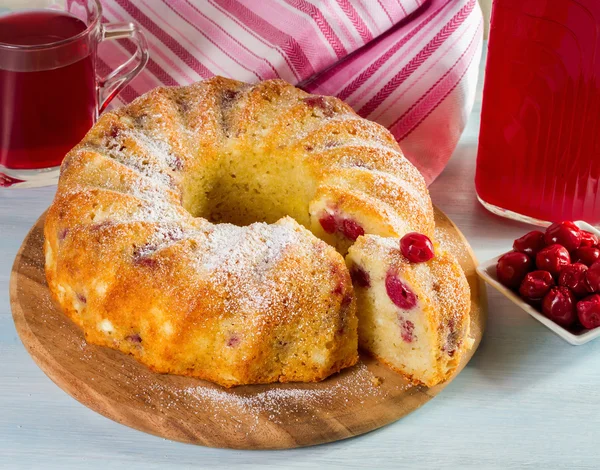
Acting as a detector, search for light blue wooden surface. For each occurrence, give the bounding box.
[2,53,599,470]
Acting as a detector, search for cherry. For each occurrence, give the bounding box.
[580,230,599,248]
[341,218,365,241]
[558,263,589,297]
[385,271,417,309]
[577,294,600,329]
[497,251,533,289]
[400,232,435,263]
[544,221,582,252]
[227,334,241,347]
[513,230,546,257]
[572,246,600,267]
[350,265,371,288]
[519,270,554,302]
[542,286,577,328]
[400,319,415,343]
[319,212,337,234]
[536,244,571,275]
[126,334,142,343]
[133,256,158,269]
[303,95,335,117]
[58,228,69,241]
[585,261,600,293]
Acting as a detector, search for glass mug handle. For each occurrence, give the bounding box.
[97,23,149,114]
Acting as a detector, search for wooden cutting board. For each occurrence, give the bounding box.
[10,207,486,450]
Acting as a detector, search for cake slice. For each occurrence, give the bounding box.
[346,235,472,387]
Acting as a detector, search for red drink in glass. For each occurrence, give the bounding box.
[476,0,600,225]
[0,0,148,188]
[0,10,96,170]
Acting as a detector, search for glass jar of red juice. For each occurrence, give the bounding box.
[476,0,600,226]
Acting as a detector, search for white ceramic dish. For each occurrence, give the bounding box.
[476,221,600,345]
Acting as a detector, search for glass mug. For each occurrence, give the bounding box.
[0,0,148,188]
[476,0,600,226]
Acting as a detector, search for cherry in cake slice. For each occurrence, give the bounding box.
[346,235,472,387]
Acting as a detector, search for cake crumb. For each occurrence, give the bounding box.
[371,376,383,387]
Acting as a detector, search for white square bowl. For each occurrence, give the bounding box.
[476,221,600,345]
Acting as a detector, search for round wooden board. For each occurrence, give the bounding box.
[10,207,486,450]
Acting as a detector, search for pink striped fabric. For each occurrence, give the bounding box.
[99,0,483,184]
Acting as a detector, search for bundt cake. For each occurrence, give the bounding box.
[44,77,470,388]
[346,236,472,387]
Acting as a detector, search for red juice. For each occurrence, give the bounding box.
[0,10,96,170]
[475,0,600,225]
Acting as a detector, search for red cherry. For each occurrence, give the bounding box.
[400,319,415,343]
[536,244,571,275]
[544,221,582,251]
[585,261,600,293]
[227,334,241,348]
[341,218,364,241]
[519,270,555,302]
[125,334,142,343]
[319,212,337,234]
[400,232,435,263]
[496,251,533,289]
[558,263,589,297]
[580,230,599,248]
[572,246,600,267]
[577,294,600,329]
[542,286,577,328]
[350,265,370,288]
[385,271,417,309]
[513,230,546,257]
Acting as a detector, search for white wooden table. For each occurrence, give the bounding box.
[2,53,599,470]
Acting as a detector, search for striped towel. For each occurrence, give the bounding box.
[99,0,483,184]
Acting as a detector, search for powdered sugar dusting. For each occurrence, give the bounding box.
[97,126,181,193]
[134,224,185,258]
[435,225,469,267]
[370,170,429,216]
[127,183,184,223]
[190,218,313,313]
[131,130,182,172]
[290,114,364,144]
[136,362,396,433]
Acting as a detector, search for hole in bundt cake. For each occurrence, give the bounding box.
[189,149,318,228]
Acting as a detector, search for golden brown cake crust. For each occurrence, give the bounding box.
[45,77,448,388]
[44,77,371,388]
